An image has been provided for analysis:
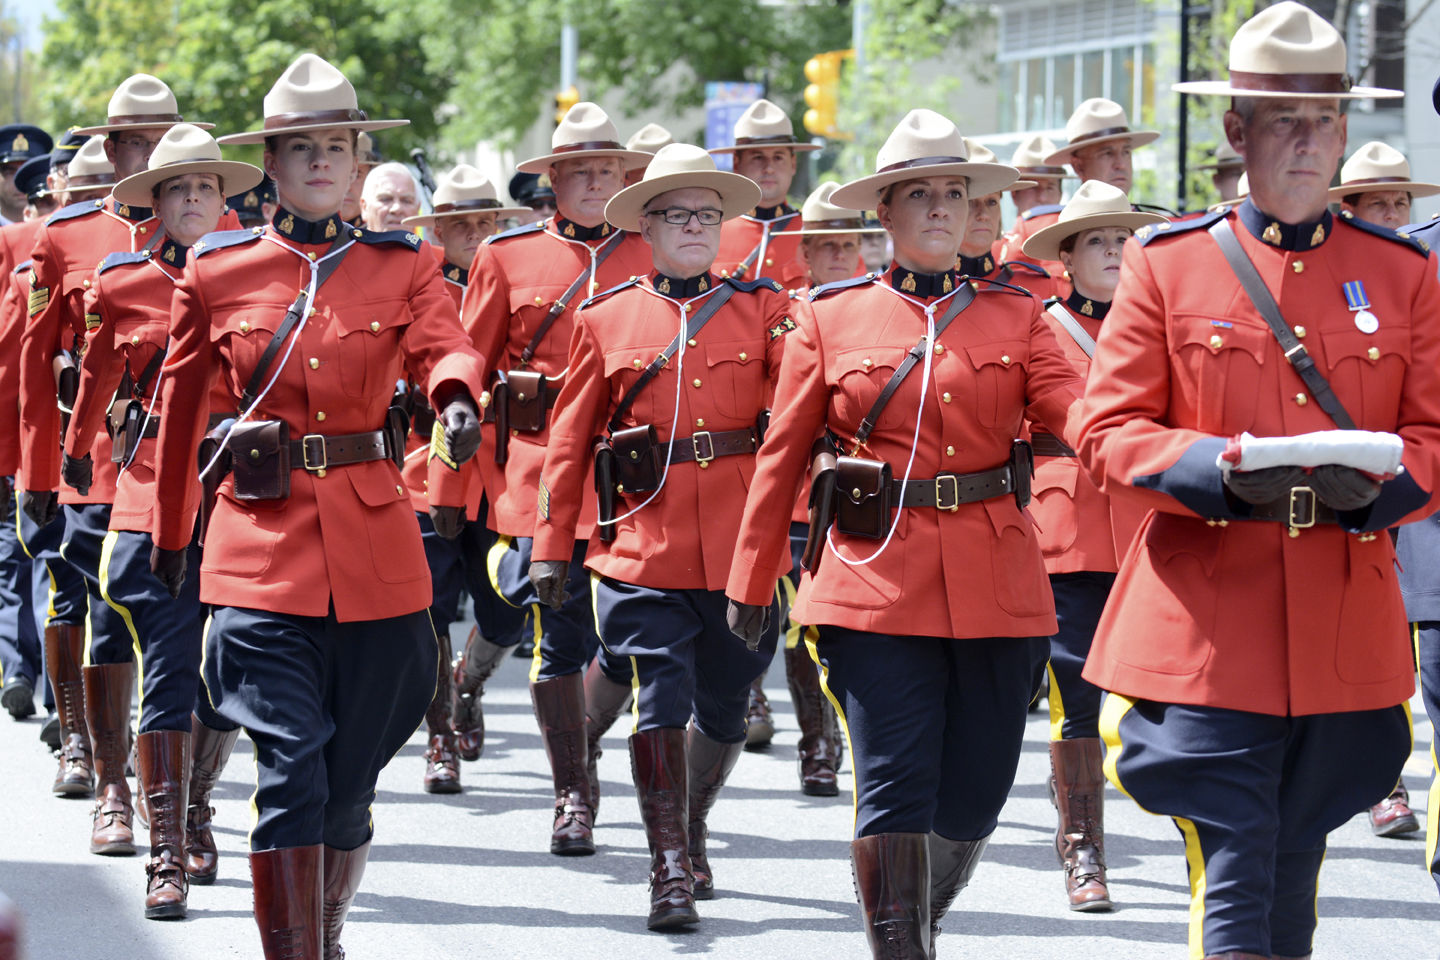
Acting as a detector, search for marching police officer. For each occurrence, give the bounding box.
[508,171,557,226]
[0,125,53,225]
[625,122,674,185]
[958,139,1062,299]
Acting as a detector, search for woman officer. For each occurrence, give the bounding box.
[726,109,1085,959]
[148,55,487,960]
[1018,180,1165,912]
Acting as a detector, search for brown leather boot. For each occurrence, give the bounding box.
[927,833,987,957]
[186,714,240,884]
[851,832,930,959]
[452,626,509,761]
[784,645,841,796]
[531,673,595,855]
[85,662,136,855]
[1050,737,1111,911]
[631,728,699,930]
[744,673,774,749]
[686,728,743,901]
[322,842,369,960]
[583,660,632,818]
[137,730,190,920]
[1369,778,1420,837]
[423,632,462,794]
[251,845,322,960]
[44,623,93,797]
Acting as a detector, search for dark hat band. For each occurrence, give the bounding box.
[806,217,866,230]
[107,113,184,127]
[1019,165,1068,177]
[735,134,803,147]
[1340,176,1412,188]
[1067,126,1134,146]
[552,140,625,155]
[1228,71,1353,94]
[877,155,970,174]
[263,108,369,132]
[68,174,116,188]
[435,198,504,213]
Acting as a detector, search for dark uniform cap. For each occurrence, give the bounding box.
[228,174,277,212]
[50,128,89,168]
[15,155,51,199]
[509,171,555,207]
[0,125,54,165]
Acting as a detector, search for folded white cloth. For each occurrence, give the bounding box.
[1217,430,1404,478]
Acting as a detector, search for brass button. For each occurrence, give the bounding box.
[535,296,544,305]
[309,358,320,369]
[1218,520,1228,527]
[695,418,705,427]
[1206,519,1216,527]
[396,484,404,495]
[1294,393,1308,406]
[239,321,251,333]
[632,359,643,370]
[82,279,91,289]
[369,321,380,332]
[692,378,702,388]
[249,448,260,460]
[934,343,945,355]
[942,392,952,403]
[699,461,709,469]
[738,351,748,361]
[315,468,326,478]
[308,307,317,317]
[1209,335,1223,348]
[307,251,317,261]
[352,229,363,238]
[131,335,140,345]
[687,338,697,347]
[1367,347,1380,361]
[945,445,955,456]
[511,429,519,436]
[1294,326,1306,339]
[316,411,326,421]
[1288,527,1301,538]
[851,487,863,498]
[1000,355,1011,365]
[764,257,774,266]
[137,226,147,234]
[862,358,873,368]
[1291,260,1304,274]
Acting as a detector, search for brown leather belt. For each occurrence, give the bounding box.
[1245,486,1340,528]
[1030,433,1076,458]
[667,428,758,465]
[286,430,391,473]
[893,463,1014,510]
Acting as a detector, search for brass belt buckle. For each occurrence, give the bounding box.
[691,431,715,464]
[1288,485,1316,529]
[935,474,960,511]
[301,434,328,472]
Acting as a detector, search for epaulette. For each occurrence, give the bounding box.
[1042,295,1061,308]
[998,260,1050,278]
[972,276,1036,297]
[1406,217,1440,250]
[193,228,264,257]
[578,277,640,310]
[809,272,879,301]
[45,198,105,226]
[353,227,423,250]
[1021,204,1063,221]
[98,250,151,274]
[484,221,545,245]
[13,258,31,276]
[1338,210,1431,255]
[723,275,785,294]
[1133,209,1223,246]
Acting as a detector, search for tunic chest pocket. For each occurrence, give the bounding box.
[1171,316,1269,434]
[211,308,284,387]
[334,298,409,400]
[832,346,903,434]
[963,339,1028,429]
[1318,326,1409,428]
[704,339,765,419]
[603,345,671,426]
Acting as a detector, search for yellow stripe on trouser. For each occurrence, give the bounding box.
[98,530,146,718]
[1415,624,1440,882]
[486,534,523,609]
[778,575,802,650]
[17,509,62,623]
[808,631,857,829]
[589,571,640,734]
[527,604,545,683]
[1047,661,1066,741]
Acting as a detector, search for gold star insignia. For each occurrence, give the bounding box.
[1310,223,1325,247]
[901,272,917,293]
[1081,299,1094,316]
[657,277,671,294]
[279,213,295,235]
[1262,222,1282,245]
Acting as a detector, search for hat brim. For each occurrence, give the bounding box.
[112,160,265,208]
[1196,159,1245,171]
[1172,80,1402,99]
[402,205,533,228]
[62,181,116,198]
[1016,170,1073,181]
[605,170,763,232]
[216,119,409,146]
[516,149,653,175]
[1022,210,1168,261]
[1042,131,1161,166]
[829,162,1019,211]
[71,121,215,137]
[1328,180,1440,201]
[707,142,822,155]
[794,225,887,237]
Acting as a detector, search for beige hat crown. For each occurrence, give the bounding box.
[517,102,650,174]
[63,135,116,193]
[829,109,1017,209]
[1328,140,1440,200]
[1173,1,1401,99]
[402,164,531,226]
[627,123,674,154]
[1021,179,1167,260]
[72,74,211,136]
[1043,99,1160,165]
[1009,134,1068,177]
[708,98,820,154]
[112,123,264,207]
[605,142,762,229]
[963,139,1037,193]
[217,54,409,144]
[795,181,883,236]
[1199,140,1243,169]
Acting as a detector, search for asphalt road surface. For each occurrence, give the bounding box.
[2,629,1436,959]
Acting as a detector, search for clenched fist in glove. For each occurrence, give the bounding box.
[726,600,770,652]
[1307,464,1381,511]
[440,395,482,465]
[529,560,570,610]
[1223,465,1306,505]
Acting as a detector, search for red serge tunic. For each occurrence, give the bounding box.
[151,213,486,622]
[715,206,806,287]
[0,218,45,477]
[727,268,1084,639]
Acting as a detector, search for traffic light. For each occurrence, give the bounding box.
[804,50,853,140]
[554,85,580,126]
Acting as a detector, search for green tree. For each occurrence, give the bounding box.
[1,2,44,126]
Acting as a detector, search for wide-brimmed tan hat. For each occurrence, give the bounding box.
[111,123,263,207]
[965,139,1037,193]
[1043,99,1160,166]
[1173,1,1401,99]
[1208,172,1251,211]
[62,135,116,195]
[517,102,651,174]
[794,182,885,236]
[217,54,409,145]
[1010,134,1070,180]
[402,164,532,227]
[1197,140,1243,171]
[830,109,1018,209]
[1022,180,1167,261]
[72,74,212,137]
[605,143,762,229]
[626,123,674,155]
[1327,141,1440,201]
[707,99,820,155]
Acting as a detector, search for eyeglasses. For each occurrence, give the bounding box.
[115,136,164,151]
[645,207,723,226]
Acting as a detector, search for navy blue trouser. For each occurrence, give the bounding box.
[418,503,528,643]
[16,494,86,626]
[1413,622,1440,896]
[1102,695,1409,957]
[0,484,42,694]
[593,577,778,743]
[57,503,131,665]
[202,604,437,851]
[815,626,1047,839]
[1046,571,1115,741]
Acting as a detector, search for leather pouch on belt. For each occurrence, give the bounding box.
[505,370,548,433]
[835,456,892,539]
[612,424,661,494]
[112,400,145,464]
[802,436,839,570]
[229,420,292,501]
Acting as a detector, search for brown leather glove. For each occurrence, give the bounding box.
[726,599,770,652]
[528,560,570,610]
[1223,465,1306,505]
[429,504,467,540]
[149,546,186,599]
[0,476,12,513]
[21,490,58,529]
[1307,464,1381,511]
[62,452,93,496]
[441,396,481,465]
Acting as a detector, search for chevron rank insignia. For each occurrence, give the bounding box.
[28,283,49,317]
[538,479,551,521]
[84,313,103,331]
[429,417,458,470]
